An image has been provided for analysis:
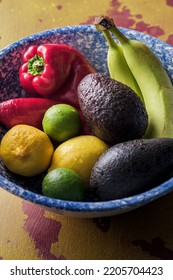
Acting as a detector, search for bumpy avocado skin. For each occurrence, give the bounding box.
[77,73,148,144]
[90,138,173,201]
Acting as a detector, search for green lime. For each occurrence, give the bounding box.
[42,167,85,201]
[42,104,81,142]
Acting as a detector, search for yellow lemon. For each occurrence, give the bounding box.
[0,124,54,176]
[48,135,109,187]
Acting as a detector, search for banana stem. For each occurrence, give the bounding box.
[102,30,118,49]
[109,26,129,45]
[94,16,129,45]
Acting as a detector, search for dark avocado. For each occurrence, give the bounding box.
[77,73,148,144]
[90,138,173,201]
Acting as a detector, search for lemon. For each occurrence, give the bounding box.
[0,124,54,176]
[48,135,109,187]
[42,104,81,142]
[42,168,85,201]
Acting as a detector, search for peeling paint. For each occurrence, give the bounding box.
[133,237,173,260]
[22,202,65,260]
[135,22,164,37]
[167,0,173,6]
[83,0,166,38]
[57,5,63,10]
[167,34,173,45]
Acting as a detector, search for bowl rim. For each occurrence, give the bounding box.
[1,24,173,214]
[0,24,172,58]
[1,173,173,213]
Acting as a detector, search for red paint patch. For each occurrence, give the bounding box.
[83,1,135,27]
[57,5,62,10]
[38,19,43,22]
[22,201,65,260]
[83,0,165,38]
[109,1,165,37]
[135,14,142,19]
[167,0,173,6]
[166,34,173,46]
[135,22,164,37]
[107,0,135,28]
[0,256,3,260]
[81,16,95,25]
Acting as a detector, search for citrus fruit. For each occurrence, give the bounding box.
[42,104,81,142]
[48,135,109,187]
[0,124,54,176]
[42,167,85,201]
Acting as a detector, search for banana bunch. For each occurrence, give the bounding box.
[95,21,143,102]
[94,16,173,139]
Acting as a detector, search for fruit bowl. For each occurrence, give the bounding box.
[1,24,173,218]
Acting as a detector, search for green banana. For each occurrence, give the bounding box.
[96,16,173,138]
[95,19,143,101]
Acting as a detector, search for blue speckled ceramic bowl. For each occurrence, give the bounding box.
[1,25,173,218]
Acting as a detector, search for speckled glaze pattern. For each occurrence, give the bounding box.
[1,25,173,218]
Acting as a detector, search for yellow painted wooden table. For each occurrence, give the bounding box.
[1,0,173,260]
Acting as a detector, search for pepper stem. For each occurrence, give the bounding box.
[28,55,45,76]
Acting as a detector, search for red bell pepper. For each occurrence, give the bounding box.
[0,98,92,134]
[19,44,95,106]
[0,98,59,130]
